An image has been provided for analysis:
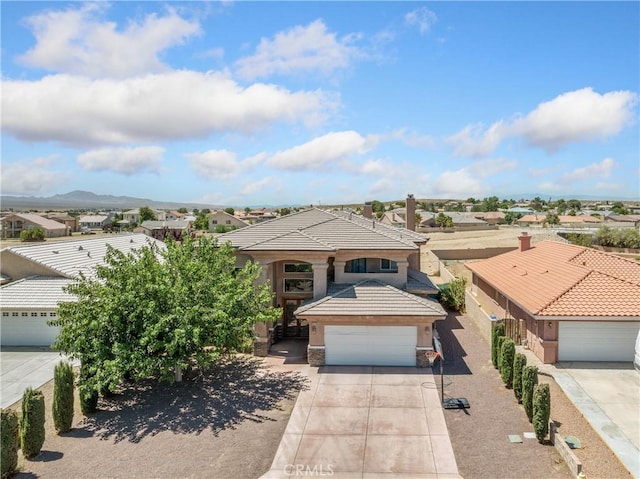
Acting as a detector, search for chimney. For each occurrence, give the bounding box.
[518,232,531,252]
[406,194,416,231]
[363,202,373,219]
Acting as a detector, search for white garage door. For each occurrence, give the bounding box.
[558,321,640,362]
[324,325,417,366]
[1,314,59,347]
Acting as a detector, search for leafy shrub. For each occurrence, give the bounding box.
[53,361,75,433]
[439,277,467,312]
[79,385,98,415]
[1,408,19,477]
[513,353,527,403]
[522,366,539,422]
[500,339,515,388]
[20,388,45,459]
[19,228,45,242]
[533,383,551,442]
[491,322,505,368]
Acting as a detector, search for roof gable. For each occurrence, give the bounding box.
[218,208,421,252]
[2,234,165,279]
[2,213,68,231]
[295,279,446,317]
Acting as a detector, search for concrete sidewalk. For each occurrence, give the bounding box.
[0,348,72,408]
[519,347,640,478]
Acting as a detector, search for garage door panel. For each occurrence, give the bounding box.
[1,317,59,347]
[325,325,417,367]
[558,321,640,362]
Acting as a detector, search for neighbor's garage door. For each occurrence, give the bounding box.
[324,325,417,366]
[1,314,59,347]
[558,321,640,362]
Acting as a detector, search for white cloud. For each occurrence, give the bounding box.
[433,158,517,197]
[77,146,164,175]
[447,122,508,157]
[2,71,338,146]
[18,4,201,78]
[240,177,281,196]
[235,19,362,80]
[1,156,70,195]
[383,128,437,149]
[186,150,264,179]
[513,89,638,151]
[266,131,378,171]
[404,7,437,35]
[558,157,615,183]
[448,88,638,156]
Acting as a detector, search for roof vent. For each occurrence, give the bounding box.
[78,245,83,250]
[130,238,134,243]
[52,250,59,254]
[87,251,91,257]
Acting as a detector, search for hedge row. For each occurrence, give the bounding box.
[492,322,550,443]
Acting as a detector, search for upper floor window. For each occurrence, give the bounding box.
[284,279,313,293]
[380,259,398,271]
[345,258,367,273]
[284,263,313,273]
[211,220,218,225]
[225,220,231,225]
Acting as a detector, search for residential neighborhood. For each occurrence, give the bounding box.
[1,1,638,478]
[1,194,639,478]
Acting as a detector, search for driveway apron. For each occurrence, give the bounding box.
[261,365,461,478]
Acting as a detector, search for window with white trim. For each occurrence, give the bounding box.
[380,259,398,271]
[22,312,28,317]
[31,312,38,317]
[2,312,8,317]
[12,312,19,317]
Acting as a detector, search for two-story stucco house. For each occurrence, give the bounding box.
[218,208,446,367]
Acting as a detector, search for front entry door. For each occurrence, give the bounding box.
[284,300,308,338]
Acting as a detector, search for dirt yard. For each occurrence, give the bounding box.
[9,356,307,479]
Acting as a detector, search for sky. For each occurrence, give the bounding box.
[1,1,639,207]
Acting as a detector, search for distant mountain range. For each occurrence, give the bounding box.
[1,191,224,211]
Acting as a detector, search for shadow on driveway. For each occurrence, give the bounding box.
[80,356,307,443]
[435,311,472,375]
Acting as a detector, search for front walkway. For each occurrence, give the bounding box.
[261,358,460,478]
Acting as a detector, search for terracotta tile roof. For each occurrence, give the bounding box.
[295,280,446,317]
[466,241,640,317]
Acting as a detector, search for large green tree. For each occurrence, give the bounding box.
[139,206,157,222]
[52,237,280,394]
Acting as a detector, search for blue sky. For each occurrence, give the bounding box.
[1,1,638,207]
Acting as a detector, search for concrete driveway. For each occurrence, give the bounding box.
[0,347,71,408]
[261,365,460,478]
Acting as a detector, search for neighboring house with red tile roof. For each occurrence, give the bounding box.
[0,213,70,239]
[466,234,640,363]
[218,208,445,367]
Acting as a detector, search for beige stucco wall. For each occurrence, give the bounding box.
[0,251,62,281]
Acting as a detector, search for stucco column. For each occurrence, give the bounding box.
[311,262,329,299]
[253,259,274,356]
[397,260,409,287]
[333,260,346,284]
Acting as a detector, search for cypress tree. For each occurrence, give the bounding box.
[19,388,45,459]
[496,336,506,371]
[500,339,516,388]
[1,408,20,477]
[53,361,75,433]
[513,353,527,403]
[522,365,539,422]
[491,322,505,368]
[533,383,551,442]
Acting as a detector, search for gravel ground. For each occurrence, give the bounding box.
[437,311,631,479]
[8,356,307,479]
